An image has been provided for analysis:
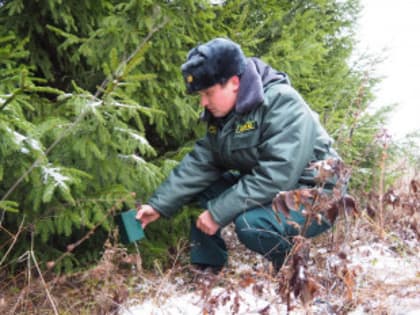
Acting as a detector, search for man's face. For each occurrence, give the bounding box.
[198,76,240,118]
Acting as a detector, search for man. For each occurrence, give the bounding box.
[136,38,338,271]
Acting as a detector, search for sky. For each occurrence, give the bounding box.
[356,0,420,140]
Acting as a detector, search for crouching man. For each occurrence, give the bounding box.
[136,38,340,271]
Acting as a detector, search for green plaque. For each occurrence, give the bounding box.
[116,209,145,244]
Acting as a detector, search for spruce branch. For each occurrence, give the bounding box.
[0,17,167,221]
[0,88,23,111]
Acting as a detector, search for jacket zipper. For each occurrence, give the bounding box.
[218,117,237,165]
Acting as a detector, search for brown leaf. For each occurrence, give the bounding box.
[285,191,300,211]
[258,305,270,315]
[300,277,321,307]
[340,194,359,217]
[383,189,400,208]
[253,283,264,296]
[232,294,240,314]
[325,203,339,223]
[309,158,343,184]
[317,165,335,184]
[338,251,347,260]
[338,265,356,301]
[366,204,376,218]
[272,192,290,218]
[315,191,332,212]
[410,179,418,193]
[285,238,320,308]
[238,273,256,288]
[286,220,302,233]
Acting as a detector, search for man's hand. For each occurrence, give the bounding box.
[135,204,160,229]
[196,210,220,235]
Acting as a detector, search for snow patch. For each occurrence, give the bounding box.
[350,242,419,284]
[6,128,43,154]
[118,154,145,164]
[348,241,420,314]
[10,129,26,144]
[121,286,284,315]
[115,128,149,145]
[41,165,70,188]
[28,138,42,151]
[82,99,102,113]
[113,102,138,109]
[0,94,12,105]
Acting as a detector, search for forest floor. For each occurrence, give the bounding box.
[118,220,419,315]
[1,180,419,315]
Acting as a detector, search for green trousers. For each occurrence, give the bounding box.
[190,173,332,269]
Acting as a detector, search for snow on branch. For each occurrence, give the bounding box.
[6,127,43,154]
[118,154,146,164]
[115,127,149,146]
[41,164,70,188]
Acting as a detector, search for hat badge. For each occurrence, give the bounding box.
[187,74,194,83]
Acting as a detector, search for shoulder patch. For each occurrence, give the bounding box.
[235,120,257,133]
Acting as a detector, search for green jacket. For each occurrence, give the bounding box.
[148,58,337,226]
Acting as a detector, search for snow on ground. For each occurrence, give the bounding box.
[121,286,286,315]
[120,227,420,315]
[348,241,420,314]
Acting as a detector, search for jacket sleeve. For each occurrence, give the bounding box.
[207,85,319,226]
[148,136,223,218]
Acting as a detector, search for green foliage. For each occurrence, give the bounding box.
[382,129,420,189]
[0,27,165,272]
[0,200,19,213]
[0,0,395,273]
[334,105,392,190]
[0,0,112,87]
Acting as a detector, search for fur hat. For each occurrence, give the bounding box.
[181,38,247,94]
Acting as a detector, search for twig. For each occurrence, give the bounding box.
[0,215,25,267]
[0,224,16,238]
[133,241,143,273]
[31,250,59,315]
[378,138,389,239]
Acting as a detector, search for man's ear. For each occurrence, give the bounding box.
[230,75,240,92]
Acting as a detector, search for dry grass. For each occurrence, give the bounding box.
[0,177,419,314]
